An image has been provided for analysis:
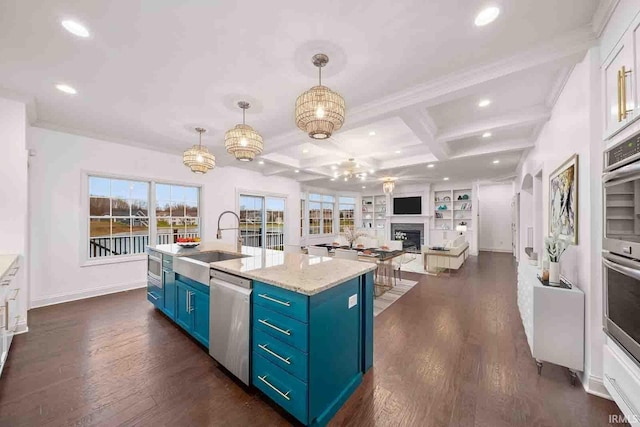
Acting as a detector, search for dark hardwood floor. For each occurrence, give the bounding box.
[0,252,623,426]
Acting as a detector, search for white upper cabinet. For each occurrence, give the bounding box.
[603,6,640,140]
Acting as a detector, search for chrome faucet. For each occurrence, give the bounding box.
[216,210,243,253]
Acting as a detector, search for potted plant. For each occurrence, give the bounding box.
[544,229,570,283]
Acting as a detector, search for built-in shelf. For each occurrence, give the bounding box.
[607,216,635,220]
[606,201,635,207]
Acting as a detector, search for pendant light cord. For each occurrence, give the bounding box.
[318,65,322,86]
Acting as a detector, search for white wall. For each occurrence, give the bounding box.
[28,127,300,307]
[516,48,605,393]
[478,183,513,252]
[0,97,28,329]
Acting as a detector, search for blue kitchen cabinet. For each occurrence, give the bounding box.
[174,275,210,348]
[162,269,176,319]
[191,287,210,348]
[252,275,372,426]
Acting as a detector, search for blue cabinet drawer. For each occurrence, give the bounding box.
[147,278,162,308]
[253,328,308,382]
[253,353,308,425]
[254,281,308,323]
[254,304,308,353]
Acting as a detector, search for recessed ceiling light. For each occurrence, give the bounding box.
[56,84,77,95]
[369,169,375,174]
[344,177,348,182]
[294,169,300,173]
[443,177,450,181]
[427,164,435,168]
[61,20,90,38]
[475,7,500,26]
[482,132,492,138]
[395,150,401,154]
[362,186,366,189]
[331,165,338,170]
[478,99,491,108]
[493,159,500,164]
[302,149,309,153]
[369,131,376,136]
[330,178,335,181]
[258,160,264,165]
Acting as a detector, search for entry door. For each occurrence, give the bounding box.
[239,194,286,251]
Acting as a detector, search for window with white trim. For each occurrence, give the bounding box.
[88,176,200,259]
[339,196,356,232]
[308,193,335,235]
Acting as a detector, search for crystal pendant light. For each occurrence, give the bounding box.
[224,101,264,162]
[382,178,395,194]
[183,127,215,174]
[295,53,345,140]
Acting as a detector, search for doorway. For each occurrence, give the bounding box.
[238,194,286,251]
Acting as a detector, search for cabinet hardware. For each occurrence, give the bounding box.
[257,375,291,400]
[258,293,291,306]
[606,374,640,418]
[8,289,19,301]
[621,66,634,120]
[189,291,193,313]
[258,344,291,364]
[619,68,624,122]
[258,319,291,336]
[147,292,158,301]
[186,290,191,313]
[0,280,10,287]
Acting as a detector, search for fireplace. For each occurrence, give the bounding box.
[391,223,424,253]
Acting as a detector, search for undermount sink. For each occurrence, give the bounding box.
[184,251,249,264]
[173,251,250,284]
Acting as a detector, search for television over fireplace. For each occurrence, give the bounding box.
[393,196,422,215]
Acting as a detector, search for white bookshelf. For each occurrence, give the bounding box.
[361,195,387,240]
[433,188,473,232]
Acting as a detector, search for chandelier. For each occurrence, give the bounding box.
[336,158,367,181]
[382,178,395,194]
[295,53,345,140]
[224,101,264,162]
[183,127,215,174]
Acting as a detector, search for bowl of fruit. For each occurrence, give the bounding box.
[176,237,201,248]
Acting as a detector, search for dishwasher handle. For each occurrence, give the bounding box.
[210,277,253,296]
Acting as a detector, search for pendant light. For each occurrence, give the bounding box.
[224,101,264,162]
[183,127,215,174]
[382,178,395,194]
[295,53,345,140]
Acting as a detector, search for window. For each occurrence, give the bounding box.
[339,197,356,232]
[156,184,200,244]
[89,176,149,258]
[87,176,201,260]
[239,194,286,250]
[308,193,335,235]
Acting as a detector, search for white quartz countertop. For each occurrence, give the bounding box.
[0,254,19,279]
[147,242,376,296]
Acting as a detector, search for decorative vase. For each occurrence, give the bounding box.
[549,261,560,283]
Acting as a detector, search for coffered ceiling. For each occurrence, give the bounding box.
[0,0,610,190]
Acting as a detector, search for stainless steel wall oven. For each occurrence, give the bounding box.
[603,131,640,366]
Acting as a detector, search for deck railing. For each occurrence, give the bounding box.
[89,232,200,258]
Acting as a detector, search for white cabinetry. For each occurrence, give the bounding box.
[361,195,387,240]
[0,255,21,376]
[603,11,640,139]
[604,339,640,426]
[517,263,584,382]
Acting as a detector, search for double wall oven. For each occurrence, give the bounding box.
[603,132,640,366]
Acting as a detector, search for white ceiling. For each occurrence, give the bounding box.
[0,0,605,189]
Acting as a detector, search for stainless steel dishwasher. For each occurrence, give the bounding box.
[209,269,252,385]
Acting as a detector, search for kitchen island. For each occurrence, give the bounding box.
[146,242,376,426]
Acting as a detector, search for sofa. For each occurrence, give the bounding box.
[422,235,469,273]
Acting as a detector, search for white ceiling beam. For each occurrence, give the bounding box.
[437,106,551,143]
[449,138,535,159]
[545,65,575,108]
[378,153,439,170]
[592,0,620,38]
[399,109,450,160]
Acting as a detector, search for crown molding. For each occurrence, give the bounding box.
[592,0,620,38]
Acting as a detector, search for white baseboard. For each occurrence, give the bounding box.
[30,280,146,308]
[479,248,512,253]
[14,318,28,335]
[583,374,613,400]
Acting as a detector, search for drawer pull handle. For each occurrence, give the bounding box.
[606,374,640,418]
[147,292,159,301]
[0,280,10,287]
[258,319,291,336]
[258,344,291,364]
[257,375,291,401]
[258,294,291,307]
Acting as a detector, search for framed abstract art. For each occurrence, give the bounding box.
[549,154,579,244]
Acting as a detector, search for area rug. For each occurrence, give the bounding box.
[374,279,418,317]
[398,255,428,275]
